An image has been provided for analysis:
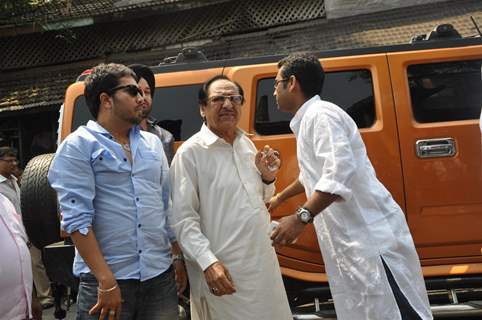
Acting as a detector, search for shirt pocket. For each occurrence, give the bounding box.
[237,148,265,209]
[138,149,163,184]
[91,148,128,185]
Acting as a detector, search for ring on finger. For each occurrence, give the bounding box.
[109,310,116,315]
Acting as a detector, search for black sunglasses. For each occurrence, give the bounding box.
[106,84,143,97]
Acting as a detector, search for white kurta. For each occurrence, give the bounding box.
[291,95,432,320]
[169,124,292,320]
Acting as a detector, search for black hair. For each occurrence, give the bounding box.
[0,146,17,159]
[277,53,324,99]
[84,63,137,119]
[198,74,244,105]
[128,64,155,98]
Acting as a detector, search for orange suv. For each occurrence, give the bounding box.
[21,26,482,318]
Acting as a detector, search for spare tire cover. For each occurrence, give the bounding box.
[21,153,61,248]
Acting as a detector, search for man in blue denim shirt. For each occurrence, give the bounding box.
[48,63,185,320]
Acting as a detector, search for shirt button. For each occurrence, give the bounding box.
[99,157,103,161]
[136,197,139,201]
[138,250,142,253]
[71,199,76,203]
[123,158,127,162]
[138,224,141,228]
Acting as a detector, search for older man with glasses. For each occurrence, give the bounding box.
[169,75,292,320]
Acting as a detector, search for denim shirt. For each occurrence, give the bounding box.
[48,121,175,281]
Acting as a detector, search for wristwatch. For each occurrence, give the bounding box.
[296,207,314,224]
[172,254,184,263]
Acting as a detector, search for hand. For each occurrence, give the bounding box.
[255,145,281,182]
[170,242,187,294]
[267,193,283,212]
[204,261,236,296]
[89,277,122,320]
[271,214,306,246]
[174,260,188,294]
[31,294,42,320]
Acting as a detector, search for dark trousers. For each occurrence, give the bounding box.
[76,267,178,320]
[382,258,423,320]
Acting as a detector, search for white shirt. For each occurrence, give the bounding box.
[169,124,292,320]
[290,95,432,320]
[479,108,481,133]
[0,174,21,215]
[0,193,32,320]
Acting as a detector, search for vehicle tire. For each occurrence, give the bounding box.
[21,153,61,249]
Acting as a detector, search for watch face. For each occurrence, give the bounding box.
[301,211,311,222]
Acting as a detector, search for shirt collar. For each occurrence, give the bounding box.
[0,174,16,183]
[146,117,157,128]
[289,95,320,134]
[198,124,245,146]
[86,120,141,138]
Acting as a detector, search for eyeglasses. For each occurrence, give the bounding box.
[207,95,244,106]
[0,158,17,164]
[274,78,289,89]
[107,84,144,97]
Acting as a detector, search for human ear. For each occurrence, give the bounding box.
[288,75,297,92]
[99,92,113,111]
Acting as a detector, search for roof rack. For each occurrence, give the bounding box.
[410,24,462,43]
[160,47,207,65]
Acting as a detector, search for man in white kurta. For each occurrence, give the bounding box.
[271,53,432,319]
[169,76,292,320]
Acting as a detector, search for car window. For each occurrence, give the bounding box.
[152,84,203,141]
[72,84,203,141]
[408,59,482,123]
[255,70,375,135]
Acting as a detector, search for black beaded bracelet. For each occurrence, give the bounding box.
[262,177,276,185]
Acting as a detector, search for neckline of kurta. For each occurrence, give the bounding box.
[199,124,246,147]
[289,95,321,134]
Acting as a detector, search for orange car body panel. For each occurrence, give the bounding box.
[60,43,482,284]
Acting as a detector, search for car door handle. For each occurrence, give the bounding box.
[415,138,456,158]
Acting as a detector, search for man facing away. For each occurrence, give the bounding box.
[270,53,432,320]
[0,146,54,310]
[48,63,184,320]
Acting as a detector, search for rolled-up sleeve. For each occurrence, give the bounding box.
[48,138,96,235]
[312,112,355,201]
[262,181,275,203]
[169,149,218,271]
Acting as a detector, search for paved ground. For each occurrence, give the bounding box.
[42,302,482,320]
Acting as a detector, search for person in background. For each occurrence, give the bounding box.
[270,53,432,320]
[0,146,55,310]
[129,64,175,165]
[0,193,42,320]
